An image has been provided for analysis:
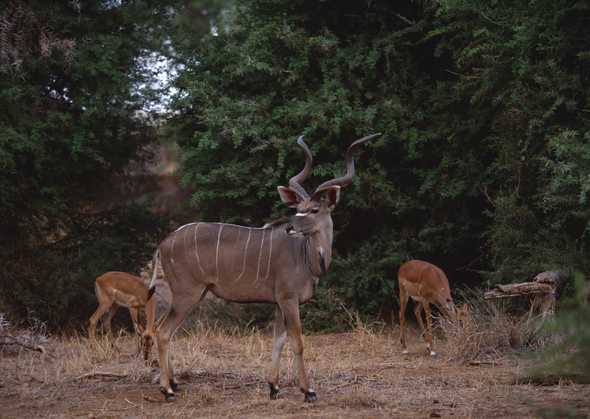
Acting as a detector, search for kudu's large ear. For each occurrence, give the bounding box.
[278,186,305,207]
[312,185,341,209]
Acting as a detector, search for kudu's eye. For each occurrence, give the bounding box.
[311,208,319,214]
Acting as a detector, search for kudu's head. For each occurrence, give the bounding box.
[277,134,380,238]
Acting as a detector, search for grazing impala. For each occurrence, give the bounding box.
[398,260,456,356]
[88,271,156,360]
[148,133,379,402]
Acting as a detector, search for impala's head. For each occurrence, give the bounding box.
[432,285,456,319]
[277,134,380,237]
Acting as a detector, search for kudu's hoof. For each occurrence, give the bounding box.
[160,386,176,402]
[170,380,179,392]
[302,389,317,403]
[268,383,280,400]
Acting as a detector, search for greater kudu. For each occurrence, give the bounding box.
[148,133,380,402]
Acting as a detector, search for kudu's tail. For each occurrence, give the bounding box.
[147,248,160,301]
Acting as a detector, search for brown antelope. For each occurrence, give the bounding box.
[147,133,379,402]
[88,271,156,360]
[398,260,456,356]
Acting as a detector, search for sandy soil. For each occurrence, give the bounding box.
[1,329,588,418]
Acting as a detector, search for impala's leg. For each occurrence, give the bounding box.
[279,298,316,403]
[399,283,409,354]
[88,284,113,340]
[104,304,119,339]
[267,306,287,400]
[423,303,436,356]
[414,302,426,338]
[157,285,207,402]
[88,302,111,341]
[128,307,142,356]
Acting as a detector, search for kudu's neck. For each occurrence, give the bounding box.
[302,218,334,277]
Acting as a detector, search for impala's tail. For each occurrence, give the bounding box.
[147,249,160,300]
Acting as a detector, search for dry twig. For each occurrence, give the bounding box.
[0,334,46,354]
[74,372,128,381]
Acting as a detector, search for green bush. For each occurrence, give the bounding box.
[0,206,166,330]
[527,273,590,384]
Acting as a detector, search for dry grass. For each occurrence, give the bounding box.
[1,320,589,418]
[440,294,558,364]
[441,302,517,363]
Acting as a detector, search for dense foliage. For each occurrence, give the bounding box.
[166,0,590,322]
[0,0,172,325]
[529,273,590,388]
[1,0,589,329]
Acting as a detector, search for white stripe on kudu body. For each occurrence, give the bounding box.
[264,229,274,281]
[235,228,252,282]
[215,224,224,282]
[149,133,380,403]
[193,223,206,275]
[255,229,267,283]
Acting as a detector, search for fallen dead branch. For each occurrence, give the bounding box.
[219,381,260,390]
[124,398,139,408]
[484,282,554,299]
[513,373,590,386]
[468,360,499,366]
[143,395,168,403]
[0,334,46,354]
[74,372,128,381]
[482,271,570,345]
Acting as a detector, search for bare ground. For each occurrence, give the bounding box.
[1,327,588,418]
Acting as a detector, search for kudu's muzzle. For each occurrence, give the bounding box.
[286,212,317,237]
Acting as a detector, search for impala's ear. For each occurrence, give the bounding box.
[278,186,304,207]
[313,185,341,208]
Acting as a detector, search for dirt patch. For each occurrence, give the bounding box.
[1,330,588,418]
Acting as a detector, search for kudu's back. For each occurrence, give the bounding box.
[158,221,306,304]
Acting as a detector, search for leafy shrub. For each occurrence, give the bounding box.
[524,273,590,384]
[0,205,166,330]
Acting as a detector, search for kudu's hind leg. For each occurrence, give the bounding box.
[279,298,316,403]
[156,286,206,401]
[267,307,287,400]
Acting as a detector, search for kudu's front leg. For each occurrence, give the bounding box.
[267,307,287,399]
[279,298,316,403]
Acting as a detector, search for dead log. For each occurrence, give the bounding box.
[484,270,568,301]
[484,282,554,300]
[514,373,590,385]
[484,271,571,338]
[74,372,127,381]
[0,335,46,354]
